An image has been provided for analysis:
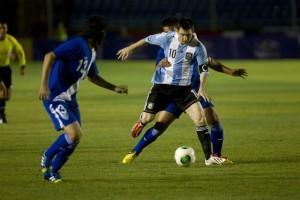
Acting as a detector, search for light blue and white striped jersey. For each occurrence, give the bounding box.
[145,31,208,86]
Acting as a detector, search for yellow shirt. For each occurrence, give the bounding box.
[0,34,26,66]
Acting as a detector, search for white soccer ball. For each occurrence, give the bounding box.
[174,146,196,167]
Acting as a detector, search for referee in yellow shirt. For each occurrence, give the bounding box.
[0,19,26,124]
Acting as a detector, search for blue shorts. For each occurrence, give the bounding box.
[164,103,183,118]
[164,98,214,118]
[43,100,81,131]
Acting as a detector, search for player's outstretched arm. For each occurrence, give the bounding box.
[88,75,128,94]
[116,38,147,60]
[39,52,55,100]
[208,57,248,78]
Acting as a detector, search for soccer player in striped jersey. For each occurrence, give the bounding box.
[0,19,26,124]
[151,57,246,165]
[119,18,247,165]
[39,16,128,183]
[117,18,220,164]
[122,18,247,165]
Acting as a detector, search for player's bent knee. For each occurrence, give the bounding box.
[65,131,82,143]
[141,112,155,124]
[203,108,220,125]
[194,117,207,127]
[64,122,83,143]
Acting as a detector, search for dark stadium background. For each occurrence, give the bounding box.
[1,0,299,59]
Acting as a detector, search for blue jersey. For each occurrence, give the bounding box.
[155,47,200,91]
[48,37,98,101]
[146,31,208,86]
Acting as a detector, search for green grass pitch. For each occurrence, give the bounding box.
[0,59,299,200]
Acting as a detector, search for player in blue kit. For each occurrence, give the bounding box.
[39,16,128,183]
[117,18,227,164]
[119,18,247,165]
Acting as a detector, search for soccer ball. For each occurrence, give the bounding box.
[174,146,196,167]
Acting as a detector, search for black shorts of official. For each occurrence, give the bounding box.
[144,84,198,114]
[0,66,12,88]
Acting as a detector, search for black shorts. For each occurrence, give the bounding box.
[0,66,12,88]
[144,84,198,114]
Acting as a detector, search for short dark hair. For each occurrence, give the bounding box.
[162,17,178,28]
[177,18,195,32]
[83,16,106,45]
